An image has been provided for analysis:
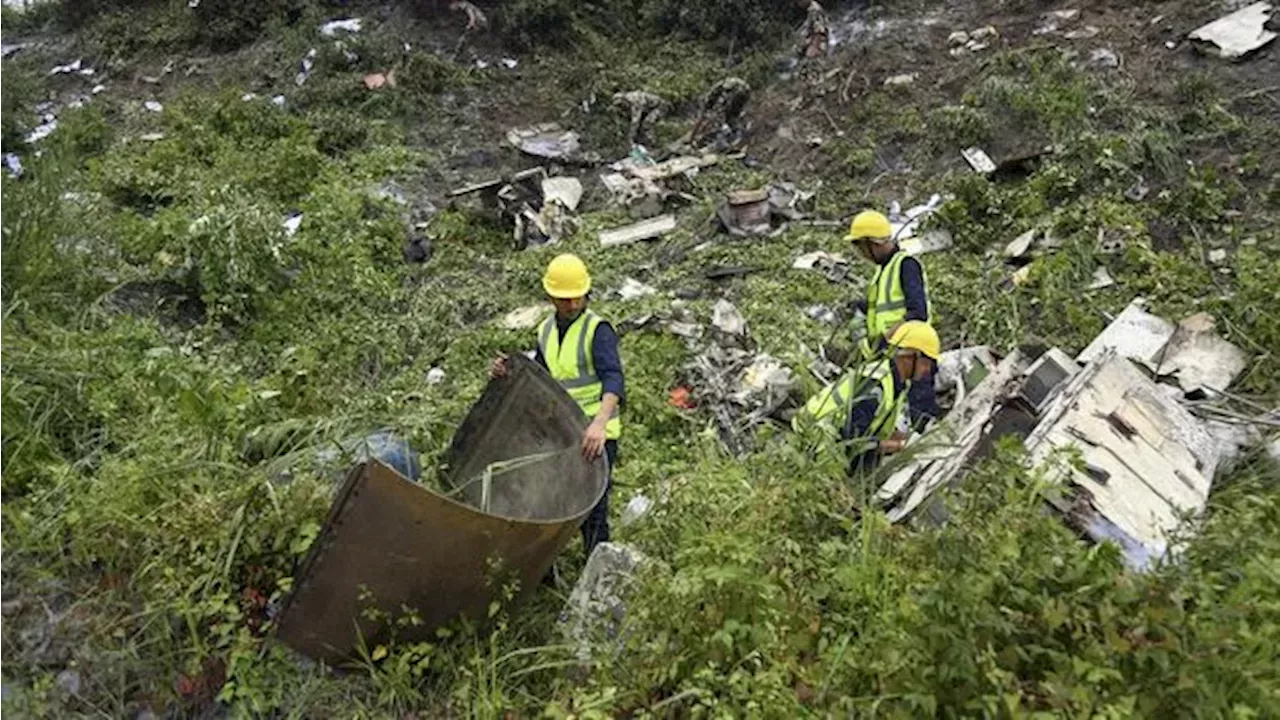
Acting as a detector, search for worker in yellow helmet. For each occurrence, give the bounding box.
[847,209,938,430]
[492,253,623,554]
[795,321,940,474]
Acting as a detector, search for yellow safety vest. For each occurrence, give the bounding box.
[796,360,903,443]
[538,310,622,439]
[861,251,931,358]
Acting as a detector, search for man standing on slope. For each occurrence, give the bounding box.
[492,253,623,554]
[847,210,940,431]
[795,321,940,474]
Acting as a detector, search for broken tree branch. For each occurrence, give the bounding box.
[1229,85,1280,104]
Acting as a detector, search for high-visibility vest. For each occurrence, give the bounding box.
[538,311,622,439]
[797,360,903,443]
[861,251,930,358]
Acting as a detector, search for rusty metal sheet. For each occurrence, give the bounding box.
[276,355,606,664]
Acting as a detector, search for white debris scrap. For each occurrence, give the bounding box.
[272,95,287,107]
[507,123,581,160]
[1188,2,1277,60]
[1086,266,1116,290]
[92,84,107,94]
[1089,48,1120,69]
[1078,299,1175,367]
[712,299,747,337]
[806,304,837,324]
[733,354,795,404]
[961,146,997,173]
[621,494,654,526]
[598,214,676,247]
[501,57,519,69]
[887,193,948,248]
[560,542,648,663]
[1063,25,1101,40]
[617,278,657,301]
[426,367,446,385]
[50,59,83,75]
[884,73,918,86]
[320,18,363,36]
[792,250,847,271]
[297,48,317,86]
[540,176,583,211]
[283,213,303,236]
[144,101,163,113]
[25,121,58,144]
[501,305,545,330]
[901,230,954,255]
[1004,229,1037,259]
[4,153,23,178]
[1153,313,1249,395]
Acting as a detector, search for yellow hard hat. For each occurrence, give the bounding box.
[846,210,892,241]
[888,321,941,360]
[542,253,591,298]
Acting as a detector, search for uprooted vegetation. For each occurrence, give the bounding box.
[3,0,1280,716]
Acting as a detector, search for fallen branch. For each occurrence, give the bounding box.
[1229,85,1280,103]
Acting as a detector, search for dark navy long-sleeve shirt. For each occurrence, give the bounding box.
[534,314,626,403]
[854,252,929,323]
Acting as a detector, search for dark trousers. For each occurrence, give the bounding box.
[581,439,616,555]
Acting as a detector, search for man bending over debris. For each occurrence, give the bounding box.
[800,0,831,59]
[449,0,488,31]
[847,209,939,430]
[612,90,668,148]
[492,254,624,554]
[685,77,751,149]
[795,322,940,474]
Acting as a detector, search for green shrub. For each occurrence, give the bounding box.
[0,64,39,152]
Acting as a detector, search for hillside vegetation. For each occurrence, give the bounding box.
[2,0,1279,717]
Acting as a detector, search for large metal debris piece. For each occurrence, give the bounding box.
[1152,313,1249,395]
[1078,299,1247,395]
[1188,2,1277,60]
[1026,352,1220,570]
[717,183,816,237]
[276,355,607,664]
[1078,299,1174,367]
[559,542,647,663]
[876,349,1035,522]
[600,173,665,219]
[876,344,1230,570]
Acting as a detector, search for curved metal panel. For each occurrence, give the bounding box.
[276,355,607,664]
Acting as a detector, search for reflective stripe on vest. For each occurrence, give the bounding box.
[863,251,930,351]
[801,360,902,441]
[538,311,622,439]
